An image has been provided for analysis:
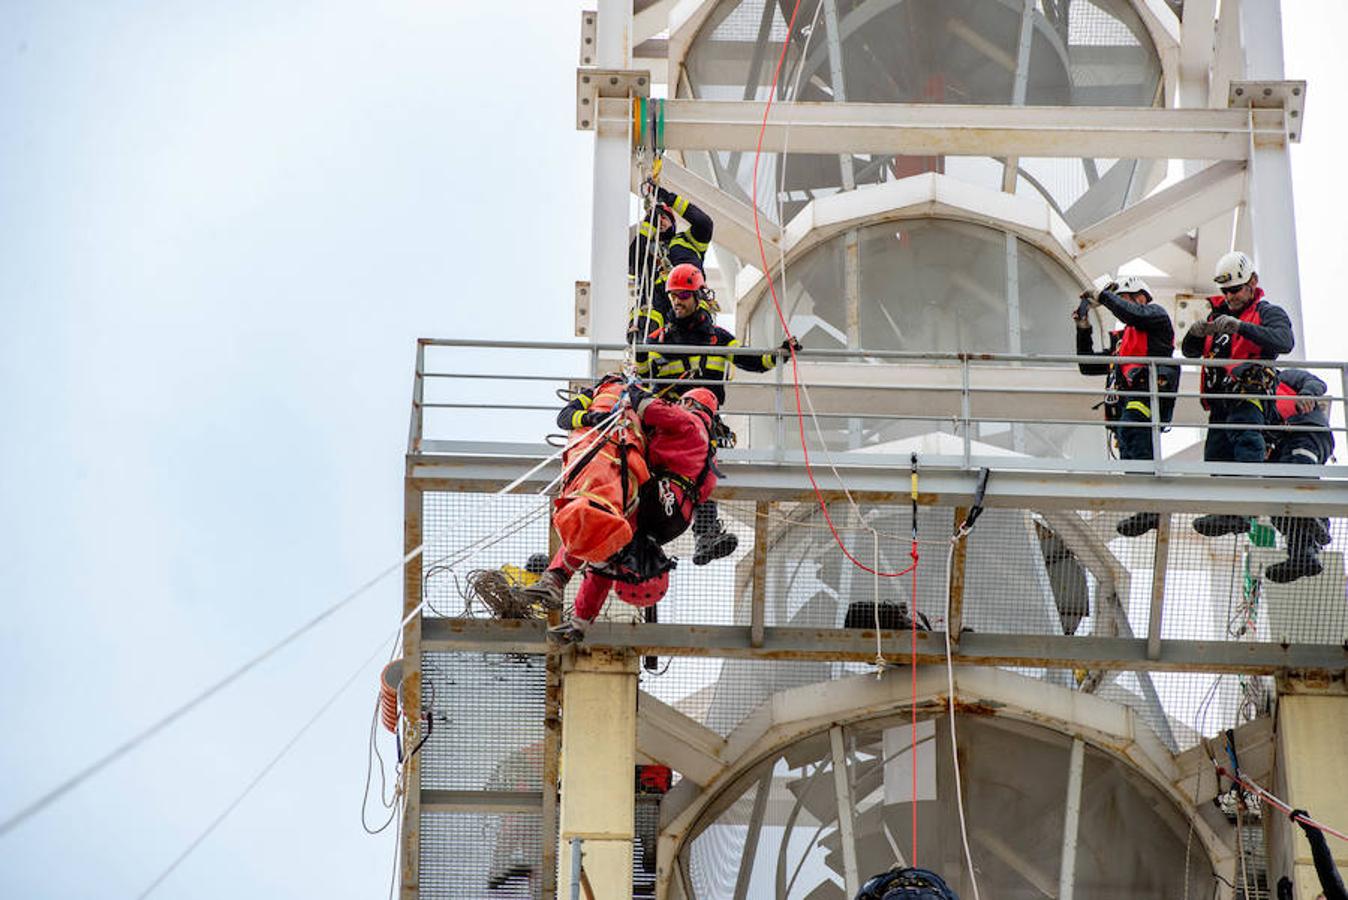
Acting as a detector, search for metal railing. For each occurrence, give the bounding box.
[408,338,1347,479]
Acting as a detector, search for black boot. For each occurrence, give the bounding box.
[1265,552,1323,584]
[1192,514,1251,538]
[693,524,739,565]
[1116,512,1160,538]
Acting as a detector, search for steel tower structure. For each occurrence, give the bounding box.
[398,2,1346,898]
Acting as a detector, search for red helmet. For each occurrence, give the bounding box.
[666,263,705,294]
[613,570,669,608]
[680,387,719,418]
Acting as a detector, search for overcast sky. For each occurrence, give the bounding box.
[0,2,1344,898]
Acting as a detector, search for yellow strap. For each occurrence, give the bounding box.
[652,157,663,181]
[1124,400,1152,418]
[910,470,919,500]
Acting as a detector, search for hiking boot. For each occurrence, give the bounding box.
[1116,512,1160,538]
[516,569,567,611]
[547,617,591,645]
[1265,554,1324,584]
[693,525,739,566]
[1192,514,1252,538]
[1273,516,1333,549]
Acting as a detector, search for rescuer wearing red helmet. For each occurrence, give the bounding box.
[628,184,714,339]
[638,263,799,407]
[528,381,731,641]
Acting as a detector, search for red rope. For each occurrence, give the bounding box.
[747,0,923,867]
[748,0,915,580]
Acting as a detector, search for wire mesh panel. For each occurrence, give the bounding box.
[421,811,543,899]
[419,651,546,792]
[422,492,552,619]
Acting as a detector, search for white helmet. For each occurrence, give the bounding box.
[1213,251,1255,288]
[1114,275,1152,298]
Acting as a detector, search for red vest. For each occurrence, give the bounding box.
[1274,381,1299,422]
[1114,325,1149,382]
[1201,289,1267,397]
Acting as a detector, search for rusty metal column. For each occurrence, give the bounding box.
[399,479,424,900]
[1272,677,1348,900]
[558,648,638,897]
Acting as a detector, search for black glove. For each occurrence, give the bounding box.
[579,410,608,428]
[1072,294,1094,328]
[779,337,802,356]
[626,384,654,407]
[1289,808,1312,831]
[655,186,677,206]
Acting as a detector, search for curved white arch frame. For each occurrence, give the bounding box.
[733,170,1087,334]
[666,0,1180,109]
[651,665,1237,899]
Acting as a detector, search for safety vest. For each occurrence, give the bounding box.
[1274,381,1300,422]
[1201,291,1268,399]
[552,380,650,563]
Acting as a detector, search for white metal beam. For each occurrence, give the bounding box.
[596,97,1288,160]
[636,691,729,786]
[589,0,635,345]
[1057,737,1086,900]
[1074,160,1245,276]
[830,726,861,897]
[637,158,781,263]
[633,0,675,45]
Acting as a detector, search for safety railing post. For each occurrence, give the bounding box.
[569,836,584,900]
[1149,361,1163,476]
[774,358,785,462]
[409,340,426,454]
[960,355,972,470]
[589,345,600,381]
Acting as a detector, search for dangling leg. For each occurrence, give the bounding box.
[692,500,739,565]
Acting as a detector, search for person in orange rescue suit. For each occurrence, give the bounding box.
[1181,250,1295,539]
[639,262,800,564]
[522,386,726,641]
[1254,366,1335,583]
[627,184,713,340]
[1073,275,1179,538]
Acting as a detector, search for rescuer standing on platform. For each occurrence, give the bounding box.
[1258,366,1335,583]
[628,183,714,340]
[639,263,800,564]
[1073,275,1179,538]
[1182,250,1294,538]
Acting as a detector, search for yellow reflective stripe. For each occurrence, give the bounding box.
[638,221,657,238]
[671,195,690,216]
[627,308,665,330]
[657,361,686,377]
[1249,398,1264,412]
[577,394,593,409]
[1124,401,1151,418]
[704,356,728,372]
[570,409,586,429]
[669,234,709,254]
[727,338,742,348]
[761,353,776,369]
[689,355,702,371]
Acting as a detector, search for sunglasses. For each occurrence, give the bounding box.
[1220,284,1245,295]
[669,290,697,300]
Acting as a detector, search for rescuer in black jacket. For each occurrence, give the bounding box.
[1255,367,1335,583]
[638,264,794,407]
[1073,276,1179,537]
[1182,251,1295,538]
[628,184,714,340]
[637,264,799,566]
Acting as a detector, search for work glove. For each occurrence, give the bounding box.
[1072,294,1094,329]
[579,410,609,428]
[1289,809,1313,833]
[655,185,677,206]
[778,336,802,357]
[1187,320,1211,338]
[1212,314,1242,336]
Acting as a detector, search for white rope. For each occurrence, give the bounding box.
[943,536,982,900]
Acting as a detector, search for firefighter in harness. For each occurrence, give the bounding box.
[639,262,800,564]
[519,382,727,641]
[628,183,714,341]
[1073,275,1179,537]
